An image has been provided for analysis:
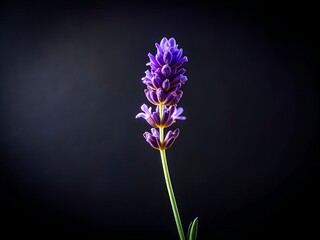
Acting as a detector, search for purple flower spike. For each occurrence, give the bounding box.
[137,37,188,150]
[137,38,196,240]
[142,37,188,106]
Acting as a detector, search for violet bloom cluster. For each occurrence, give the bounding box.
[136,37,188,150]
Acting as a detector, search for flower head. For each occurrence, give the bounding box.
[136,37,196,240]
[137,37,188,150]
[142,37,188,106]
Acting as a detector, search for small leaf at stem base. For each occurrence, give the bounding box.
[187,217,198,240]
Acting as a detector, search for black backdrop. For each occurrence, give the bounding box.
[1,1,319,239]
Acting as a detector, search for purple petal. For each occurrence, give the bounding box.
[168,38,176,47]
[142,77,151,85]
[163,51,172,64]
[145,90,158,105]
[146,117,157,128]
[143,132,151,139]
[163,111,174,127]
[156,53,164,65]
[143,132,160,149]
[153,112,161,125]
[161,109,168,121]
[176,48,183,59]
[163,128,180,149]
[170,83,182,92]
[155,137,161,149]
[135,113,147,119]
[161,65,171,77]
[152,76,162,89]
[141,104,149,113]
[163,138,175,149]
[164,130,173,141]
[160,37,168,48]
[146,70,153,78]
[176,116,186,120]
[171,76,182,87]
[174,107,183,116]
[164,128,180,140]
[168,105,175,116]
[150,91,159,104]
[151,128,160,138]
[154,68,161,75]
[155,43,162,54]
[165,91,183,105]
[176,90,183,96]
[156,88,165,103]
[162,79,170,91]
[170,68,177,76]
[173,56,188,68]
[176,68,186,75]
[172,128,180,136]
[174,114,186,121]
[163,92,175,105]
[180,75,188,82]
[148,53,159,67]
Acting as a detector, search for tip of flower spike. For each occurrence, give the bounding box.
[160,37,168,47]
[168,38,176,47]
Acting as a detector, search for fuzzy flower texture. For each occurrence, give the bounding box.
[136,37,188,150]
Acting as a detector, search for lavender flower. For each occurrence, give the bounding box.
[142,37,188,107]
[138,37,188,150]
[136,37,198,240]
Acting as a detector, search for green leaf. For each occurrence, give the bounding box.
[188,217,198,240]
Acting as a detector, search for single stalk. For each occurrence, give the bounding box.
[159,105,185,240]
[159,149,185,240]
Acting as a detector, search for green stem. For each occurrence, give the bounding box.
[158,104,185,240]
[159,105,164,141]
[159,149,186,240]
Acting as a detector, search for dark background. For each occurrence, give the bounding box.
[1,1,319,239]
